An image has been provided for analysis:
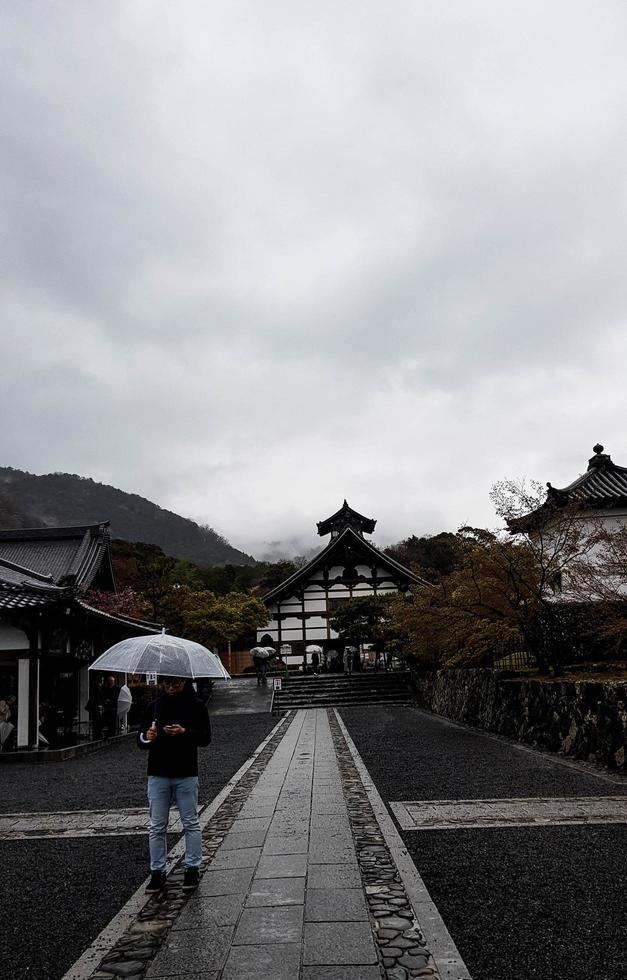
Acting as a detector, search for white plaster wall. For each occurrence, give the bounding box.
[539,508,627,600]
[304,598,327,612]
[0,621,29,650]
[280,617,301,630]
[281,628,305,640]
[307,627,328,640]
[305,616,326,629]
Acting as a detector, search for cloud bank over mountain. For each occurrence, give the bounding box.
[1,2,626,557]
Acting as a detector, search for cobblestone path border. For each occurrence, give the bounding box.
[327,708,442,980]
[74,713,295,980]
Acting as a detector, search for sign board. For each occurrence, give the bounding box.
[273,678,282,691]
[146,672,158,686]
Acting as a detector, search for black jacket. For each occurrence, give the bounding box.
[137,689,211,777]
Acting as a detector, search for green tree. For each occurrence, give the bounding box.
[385,532,464,582]
[330,595,399,654]
[160,587,269,649]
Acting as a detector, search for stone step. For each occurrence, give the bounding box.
[274,673,413,710]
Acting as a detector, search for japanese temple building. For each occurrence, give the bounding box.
[258,501,427,661]
[0,523,159,751]
[510,444,627,533]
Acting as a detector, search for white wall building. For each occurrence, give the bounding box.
[258,501,427,662]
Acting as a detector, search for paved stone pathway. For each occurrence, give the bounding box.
[70,707,456,980]
[390,796,627,831]
[0,808,182,840]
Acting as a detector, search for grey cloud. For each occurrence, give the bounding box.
[1,1,626,553]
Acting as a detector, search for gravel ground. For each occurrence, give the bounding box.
[339,704,627,801]
[1,710,277,980]
[0,712,277,813]
[3,836,154,980]
[340,704,627,980]
[409,825,627,980]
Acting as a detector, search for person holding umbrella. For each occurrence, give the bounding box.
[90,630,227,893]
[250,646,270,686]
[138,677,211,893]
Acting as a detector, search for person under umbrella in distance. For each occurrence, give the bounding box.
[138,676,211,893]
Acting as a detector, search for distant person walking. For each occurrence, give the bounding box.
[138,677,211,893]
[102,675,120,737]
[85,682,104,740]
[252,650,268,686]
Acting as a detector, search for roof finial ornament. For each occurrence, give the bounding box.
[593,443,604,455]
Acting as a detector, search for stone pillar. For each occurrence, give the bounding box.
[17,654,39,749]
[78,664,91,738]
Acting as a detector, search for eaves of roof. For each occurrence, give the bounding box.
[0,580,71,611]
[74,599,162,634]
[263,526,429,604]
[509,456,627,533]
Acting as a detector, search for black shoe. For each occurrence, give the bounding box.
[146,870,167,893]
[182,867,200,891]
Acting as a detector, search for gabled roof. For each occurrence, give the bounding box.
[75,599,161,634]
[317,500,376,538]
[0,523,113,591]
[509,445,627,532]
[264,525,428,603]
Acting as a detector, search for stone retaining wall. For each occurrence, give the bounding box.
[410,669,627,771]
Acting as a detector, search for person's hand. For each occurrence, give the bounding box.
[146,726,158,741]
[163,724,186,736]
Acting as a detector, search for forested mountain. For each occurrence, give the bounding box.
[0,467,255,566]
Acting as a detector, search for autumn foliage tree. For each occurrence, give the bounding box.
[389,480,610,673]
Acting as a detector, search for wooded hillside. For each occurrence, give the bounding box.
[0,467,255,566]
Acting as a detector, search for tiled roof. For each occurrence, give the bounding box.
[0,580,69,611]
[317,500,377,537]
[0,523,111,589]
[548,446,627,506]
[509,445,627,532]
[263,525,429,603]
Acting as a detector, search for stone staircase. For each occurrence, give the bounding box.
[272,671,414,713]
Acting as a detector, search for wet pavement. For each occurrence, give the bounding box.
[210,677,273,715]
[6,695,627,980]
[74,708,451,980]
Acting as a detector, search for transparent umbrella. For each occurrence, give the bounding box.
[305,644,323,654]
[89,630,230,679]
[117,684,133,717]
[250,646,270,660]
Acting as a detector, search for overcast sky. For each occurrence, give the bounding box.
[1,2,626,559]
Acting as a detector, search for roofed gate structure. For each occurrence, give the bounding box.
[258,501,426,665]
[0,523,159,751]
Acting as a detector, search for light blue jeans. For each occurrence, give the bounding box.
[147,775,202,871]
